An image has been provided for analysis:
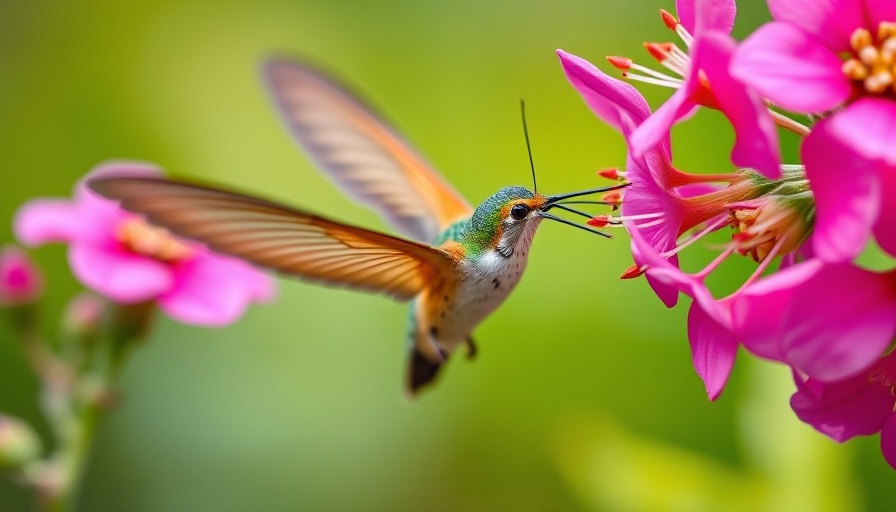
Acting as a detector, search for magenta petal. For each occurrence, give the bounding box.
[734,262,896,382]
[69,244,173,303]
[826,98,896,166]
[791,373,894,442]
[630,88,696,159]
[14,199,85,246]
[158,254,269,327]
[865,0,896,34]
[557,49,653,139]
[688,300,738,400]
[874,171,896,257]
[699,32,781,179]
[882,413,896,470]
[767,0,865,52]
[645,254,680,308]
[732,22,850,113]
[690,0,737,34]
[802,125,880,262]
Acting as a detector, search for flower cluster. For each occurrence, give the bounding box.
[559,0,896,470]
[1,163,275,506]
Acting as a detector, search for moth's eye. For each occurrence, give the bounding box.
[510,204,531,221]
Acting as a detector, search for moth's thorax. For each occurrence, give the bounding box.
[416,217,541,355]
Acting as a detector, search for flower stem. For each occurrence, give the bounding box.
[31,301,153,512]
[769,110,810,137]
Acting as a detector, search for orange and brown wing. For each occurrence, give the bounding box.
[89,177,459,302]
[263,57,473,242]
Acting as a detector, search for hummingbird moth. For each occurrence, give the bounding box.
[89,57,623,395]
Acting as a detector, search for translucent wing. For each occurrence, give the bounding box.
[88,177,459,302]
[263,57,473,242]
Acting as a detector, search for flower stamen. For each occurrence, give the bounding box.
[117,219,192,262]
[845,22,896,94]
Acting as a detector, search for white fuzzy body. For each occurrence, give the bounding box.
[412,219,540,357]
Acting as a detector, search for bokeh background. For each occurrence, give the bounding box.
[1,0,894,510]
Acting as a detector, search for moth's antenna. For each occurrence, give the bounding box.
[520,99,537,194]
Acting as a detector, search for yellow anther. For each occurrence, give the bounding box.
[859,45,881,66]
[846,25,896,95]
[117,219,192,262]
[865,72,893,93]
[852,28,873,51]
[842,58,869,80]
[879,21,896,41]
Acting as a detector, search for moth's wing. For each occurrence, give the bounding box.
[88,177,459,302]
[262,57,473,242]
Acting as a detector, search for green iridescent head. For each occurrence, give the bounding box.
[460,186,545,257]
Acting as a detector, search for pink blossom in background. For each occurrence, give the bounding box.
[14,163,275,327]
[0,246,43,305]
[791,350,896,470]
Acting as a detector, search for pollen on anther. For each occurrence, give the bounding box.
[842,59,869,80]
[659,9,678,30]
[601,191,623,206]
[620,264,646,279]
[606,56,632,71]
[851,28,873,51]
[597,168,621,180]
[644,42,673,62]
[588,215,611,228]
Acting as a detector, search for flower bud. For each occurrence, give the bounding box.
[0,414,41,470]
[62,293,105,337]
[0,246,43,306]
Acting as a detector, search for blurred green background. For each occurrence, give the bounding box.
[1,0,893,510]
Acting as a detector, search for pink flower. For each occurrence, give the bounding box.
[731,262,896,383]
[732,0,896,260]
[558,50,806,306]
[631,221,896,399]
[14,163,275,327]
[559,49,697,307]
[0,246,43,305]
[627,221,738,399]
[801,103,896,261]
[607,0,780,179]
[732,0,896,117]
[791,350,896,471]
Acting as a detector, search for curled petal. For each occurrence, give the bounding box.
[734,261,896,382]
[767,0,865,52]
[688,301,738,400]
[791,372,895,443]
[732,22,850,113]
[826,98,896,167]
[802,125,880,262]
[698,32,780,179]
[557,49,654,140]
[645,255,680,308]
[630,88,695,160]
[69,244,173,303]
